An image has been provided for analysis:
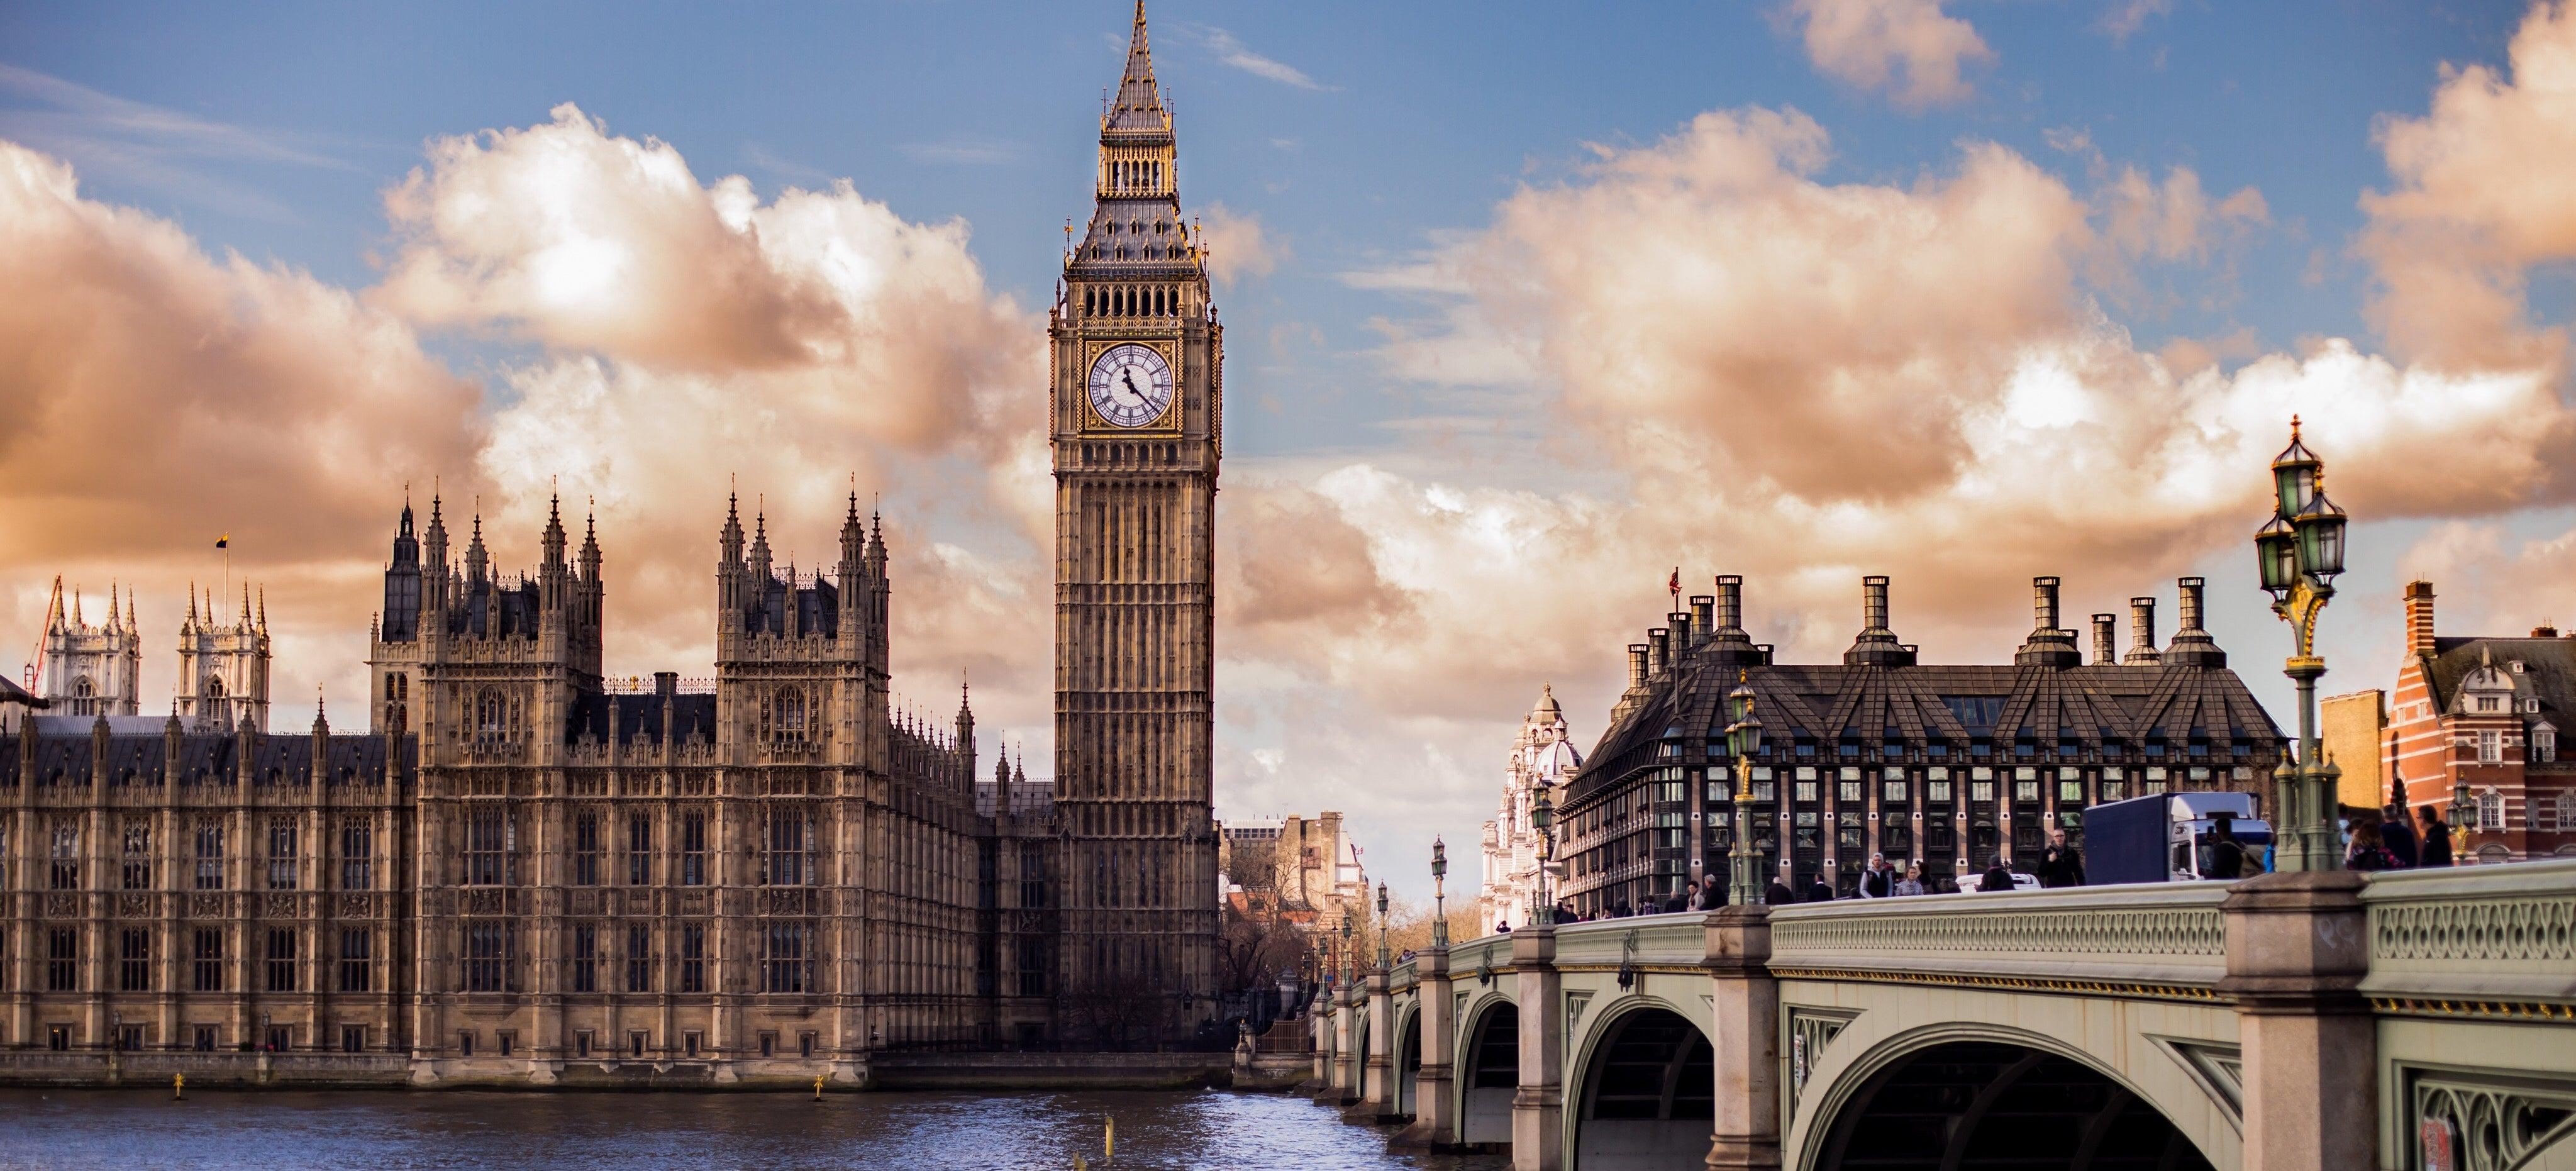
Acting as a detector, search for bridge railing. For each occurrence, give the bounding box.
[1764,884,2233,994]
[2362,856,2576,1009]
[1554,913,1711,970]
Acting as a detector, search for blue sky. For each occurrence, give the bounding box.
[4,1,2570,901]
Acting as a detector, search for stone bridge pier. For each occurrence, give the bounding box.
[1307,860,2576,1170]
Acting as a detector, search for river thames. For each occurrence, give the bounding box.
[0,1087,1508,1170]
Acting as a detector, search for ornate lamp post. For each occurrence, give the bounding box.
[1339,913,1355,984]
[2451,773,2477,858]
[2255,416,2349,872]
[1375,881,1391,971]
[1724,670,1767,906]
[1430,837,1448,948]
[1528,784,1555,926]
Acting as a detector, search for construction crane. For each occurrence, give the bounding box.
[23,575,62,692]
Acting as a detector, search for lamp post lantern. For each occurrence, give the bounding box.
[1430,837,1448,948]
[1528,783,1556,926]
[1724,670,1767,906]
[1339,913,1355,984]
[2254,416,2348,872]
[1375,881,1391,972]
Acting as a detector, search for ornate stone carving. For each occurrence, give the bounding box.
[1788,1008,1857,1109]
[2412,1070,2576,1171]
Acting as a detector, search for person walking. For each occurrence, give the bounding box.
[2345,820,2397,871]
[2380,804,2419,868]
[1692,874,1722,911]
[1977,855,2017,892]
[2037,830,2086,888]
[1765,875,1797,907]
[1858,853,1894,899]
[1803,873,1836,903]
[1894,862,1927,897]
[2418,806,2455,867]
[2204,818,2246,880]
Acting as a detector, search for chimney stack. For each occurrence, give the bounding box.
[1648,627,1671,677]
[2164,577,2226,667]
[1670,611,1696,654]
[1689,595,1715,644]
[1714,576,1744,638]
[2015,577,2082,668]
[2091,614,2119,665]
[2124,597,2162,665]
[1626,643,1649,692]
[2405,580,2437,655]
[1844,575,1916,667]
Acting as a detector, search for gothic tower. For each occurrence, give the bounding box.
[1050,1,1221,1036]
[175,581,271,731]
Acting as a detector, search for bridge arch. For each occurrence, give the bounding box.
[1456,994,1519,1146]
[1797,1022,2227,1171]
[1563,996,1715,1170]
[1392,1000,1419,1119]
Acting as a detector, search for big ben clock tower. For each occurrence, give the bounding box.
[1050,1,1221,1036]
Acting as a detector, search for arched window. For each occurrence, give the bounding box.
[475,689,509,740]
[384,676,398,701]
[777,687,805,743]
[73,677,93,697]
[206,676,225,699]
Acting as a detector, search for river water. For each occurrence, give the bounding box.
[0,1087,1508,1170]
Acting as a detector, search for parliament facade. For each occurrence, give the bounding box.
[0,3,1221,1083]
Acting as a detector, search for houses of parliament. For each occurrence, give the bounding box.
[0,4,1221,1082]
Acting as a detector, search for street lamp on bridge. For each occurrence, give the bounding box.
[1339,913,1355,984]
[1431,837,1448,948]
[2255,416,2350,872]
[1375,881,1391,972]
[1529,783,1555,926]
[1725,670,1767,906]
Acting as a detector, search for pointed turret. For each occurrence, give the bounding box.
[465,512,489,585]
[105,581,119,631]
[579,503,602,580]
[239,583,253,632]
[541,491,567,569]
[956,673,976,765]
[185,582,199,634]
[750,506,772,585]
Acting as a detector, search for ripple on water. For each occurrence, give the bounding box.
[0,1087,1511,1170]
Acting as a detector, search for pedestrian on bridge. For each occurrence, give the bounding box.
[1765,877,1797,907]
[1894,862,1926,897]
[2380,804,2420,868]
[2418,806,2455,867]
[1858,853,1894,898]
[2038,830,2085,888]
[1802,874,1836,902]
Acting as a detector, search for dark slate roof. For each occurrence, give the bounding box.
[450,576,545,639]
[738,575,840,640]
[567,692,719,745]
[6,732,408,786]
[2424,636,2576,721]
[1575,650,2287,803]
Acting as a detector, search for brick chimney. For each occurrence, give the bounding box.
[2405,580,2437,654]
[2091,613,2119,665]
[2124,597,2162,665]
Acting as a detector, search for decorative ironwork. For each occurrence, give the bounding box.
[1788,1008,1856,1109]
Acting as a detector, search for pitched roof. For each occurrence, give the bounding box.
[2423,635,2576,723]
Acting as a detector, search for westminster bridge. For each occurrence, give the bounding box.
[1304,863,2576,1171]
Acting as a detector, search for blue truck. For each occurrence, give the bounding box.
[2081,792,2274,884]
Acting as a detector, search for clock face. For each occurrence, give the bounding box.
[1087,343,1174,428]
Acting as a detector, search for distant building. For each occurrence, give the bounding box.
[2382,581,2575,862]
[1479,685,1582,933]
[2321,689,2387,811]
[1561,574,2287,909]
[34,582,140,719]
[175,586,272,733]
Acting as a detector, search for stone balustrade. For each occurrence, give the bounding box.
[1323,862,2576,1170]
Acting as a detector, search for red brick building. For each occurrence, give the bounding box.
[2383,580,2576,862]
